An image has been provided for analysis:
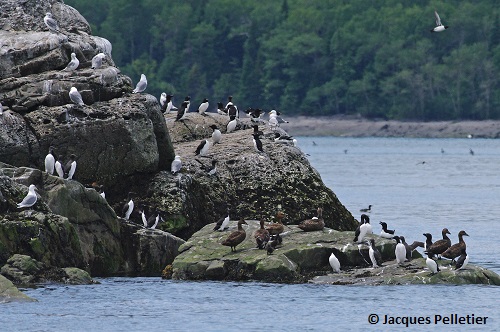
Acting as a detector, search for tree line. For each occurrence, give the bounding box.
[65,0,500,120]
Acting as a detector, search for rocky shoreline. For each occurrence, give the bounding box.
[283,116,500,138]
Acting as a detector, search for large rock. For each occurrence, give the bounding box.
[0,274,35,303]
[170,220,499,285]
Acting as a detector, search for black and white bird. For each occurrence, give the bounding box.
[65,154,77,180]
[132,74,147,93]
[210,125,222,144]
[360,205,372,212]
[367,238,383,268]
[393,236,407,264]
[430,10,449,32]
[17,184,38,208]
[69,87,85,106]
[252,133,264,153]
[274,132,296,145]
[213,210,230,231]
[175,101,189,121]
[197,98,209,116]
[253,125,264,137]
[455,248,469,270]
[55,159,64,178]
[91,53,106,69]
[217,102,227,115]
[425,251,440,274]
[44,13,60,33]
[122,195,134,221]
[423,233,433,251]
[63,53,79,71]
[184,96,191,112]
[225,96,234,110]
[148,212,162,229]
[140,208,148,227]
[356,214,372,243]
[227,105,238,119]
[44,147,56,175]
[379,221,395,239]
[206,159,217,176]
[163,94,177,113]
[195,139,210,156]
[226,116,238,133]
[353,216,365,242]
[171,155,182,174]
[160,92,167,109]
[329,252,341,273]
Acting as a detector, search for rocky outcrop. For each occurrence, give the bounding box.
[170,220,500,285]
[0,274,35,303]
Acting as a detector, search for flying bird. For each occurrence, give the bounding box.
[69,87,85,106]
[132,74,147,93]
[17,184,38,208]
[430,10,449,32]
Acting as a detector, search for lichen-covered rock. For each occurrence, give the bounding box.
[62,267,94,285]
[0,274,35,303]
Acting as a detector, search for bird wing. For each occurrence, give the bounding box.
[434,11,442,26]
[45,17,59,31]
[18,193,36,207]
[70,90,84,105]
[133,80,147,93]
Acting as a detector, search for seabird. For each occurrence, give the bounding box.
[44,147,56,175]
[140,208,148,227]
[175,101,189,121]
[65,154,77,180]
[214,210,230,231]
[55,159,64,178]
[206,160,217,176]
[197,98,209,116]
[148,212,162,229]
[353,216,365,242]
[252,133,264,153]
[17,184,38,208]
[91,53,106,69]
[163,94,177,113]
[63,53,79,71]
[132,74,147,93]
[122,194,134,220]
[360,205,372,212]
[217,102,227,115]
[171,155,182,174]
[379,221,395,239]
[425,251,440,274]
[252,125,264,137]
[430,10,449,32]
[266,234,282,254]
[160,92,167,108]
[184,96,191,112]
[225,96,234,111]
[329,252,341,273]
[399,236,412,261]
[44,13,60,33]
[423,233,433,251]
[195,139,210,156]
[226,116,238,133]
[254,220,271,249]
[441,230,469,261]
[298,207,325,231]
[393,236,407,264]
[273,132,295,145]
[426,228,451,258]
[210,125,222,144]
[367,238,383,268]
[221,218,247,251]
[69,87,85,106]
[266,211,286,235]
[227,105,238,119]
[455,248,469,270]
[0,102,2,116]
[356,214,372,243]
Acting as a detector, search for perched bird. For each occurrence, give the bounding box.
[44,13,60,33]
[171,155,182,175]
[399,236,412,261]
[266,234,282,254]
[159,92,167,108]
[353,217,365,242]
[367,238,383,268]
[206,160,217,176]
[197,98,209,116]
[329,252,341,273]
[298,207,325,231]
[140,208,148,227]
[441,230,469,261]
[423,233,433,251]
[17,184,38,208]
[455,248,469,270]
[44,147,56,175]
[213,209,230,231]
[254,220,271,249]
[148,212,162,229]
[426,228,451,258]
[122,194,134,220]
[132,74,147,93]
[227,105,238,119]
[226,116,238,133]
[225,96,235,111]
[393,236,407,264]
[360,205,372,212]
[425,251,440,274]
[252,133,264,153]
[175,101,189,121]
[379,221,395,239]
[221,218,247,251]
[195,139,210,156]
[183,96,191,113]
[69,87,85,106]
[63,53,79,71]
[210,125,222,144]
[356,214,372,243]
[217,102,227,115]
[163,94,177,114]
[0,102,3,116]
[91,53,106,69]
[430,10,449,32]
[252,125,264,137]
[65,154,77,180]
[55,159,64,178]
[273,133,296,145]
[266,211,286,235]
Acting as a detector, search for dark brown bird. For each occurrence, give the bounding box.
[426,228,452,258]
[298,207,325,232]
[442,230,469,261]
[221,218,247,251]
[254,220,270,249]
[266,211,285,235]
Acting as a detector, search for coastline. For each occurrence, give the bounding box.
[283,116,500,138]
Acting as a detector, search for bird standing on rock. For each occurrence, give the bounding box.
[63,53,79,71]
[17,184,38,209]
[44,13,60,33]
[221,218,247,252]
[254,220,270,249]
[132,74,147,93]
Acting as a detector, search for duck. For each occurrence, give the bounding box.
[355,214,372,243]
[430,10,449,33]
[425,251,440,274]
[266,211,286,235]
[329,252,341,273]
[455,248,469,270]
[265,234,282,255]
[298,207,325,231]
[254,220,270,249]
[379,221,395,238]
[360,205,372,212]
[441,230,469,262]
[221,218,248,251]
[367,238,383,268]
[393,236,407,264]
[426,228,451,258]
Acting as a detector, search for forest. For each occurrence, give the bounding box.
[64,0,500,120]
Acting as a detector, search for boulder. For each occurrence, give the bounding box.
[0,274,35,303]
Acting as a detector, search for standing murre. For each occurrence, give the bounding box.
[195,139,210,156]
[353,216,365,242]
[44,147,56,175]
[122,193,134,220]
[425,251,440,274]
[210,125,222,144]
[226,116,237,133]
[356,214,372,243]
[455,248,469,270]
[367,238,383,268]
[198,98,209,116]
[65,154,77,180]
[213,209,230,231]
[393,236,407,264]
[379,221,395,238]
[175,101,189,121]
[252,133,264,153]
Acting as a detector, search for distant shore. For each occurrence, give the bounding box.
[282,116,500,138]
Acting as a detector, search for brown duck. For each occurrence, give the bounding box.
[426,228,451,258]
[298,207,325,231]
[254,220,270,249]
[266,211,285,235]
[221,218,248,251]
[441,230,469,261]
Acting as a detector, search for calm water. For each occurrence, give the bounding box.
[2,137,500,331]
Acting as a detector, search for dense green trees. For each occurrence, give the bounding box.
[66,0,500,120]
